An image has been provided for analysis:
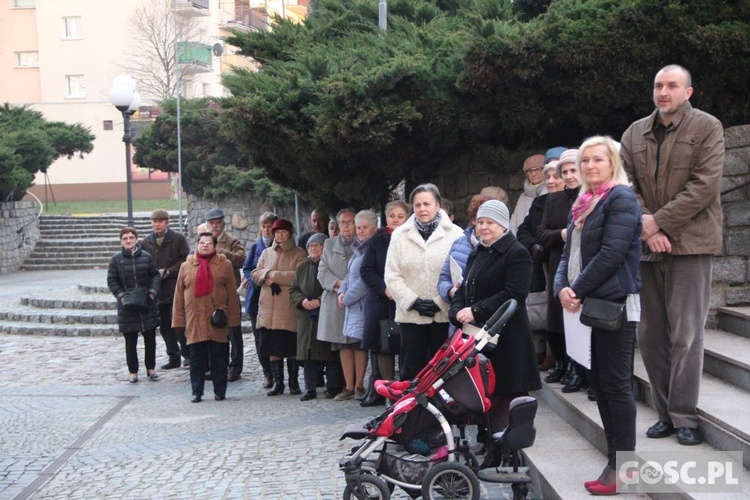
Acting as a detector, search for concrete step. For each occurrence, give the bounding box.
[0,319,254,337]
[21,296,115,310]
[703,328,750,392]
[22,251,116,259]
[632,354,750,470]
[0,307,118,325]
[717,306,750,340]
[20,263,110,271]
[35,239,120,248]
[523,397,647,500]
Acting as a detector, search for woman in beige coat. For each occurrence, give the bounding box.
[173,232,241,403]
[251,219,307,396]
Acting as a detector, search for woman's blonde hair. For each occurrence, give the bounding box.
[577,135,630,192]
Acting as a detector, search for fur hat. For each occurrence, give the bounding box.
[543,160,559,176]
[150,209,169,220]
[272,218,294,235]
[522,154,545,172]
[477,200,510,229]
[558,149,579,166]
[204,208,225,221]
[307,232,327,248]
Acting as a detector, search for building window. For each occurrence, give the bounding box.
[65,75,86,98]
[13,0,36,8]
[15,51,39,67]
[103,120,113,131]
[63,16,82,39]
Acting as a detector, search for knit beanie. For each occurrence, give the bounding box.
[476,200,510,229]
[543,160,559,176]
[307,232,327,248]
[545,147,567,163]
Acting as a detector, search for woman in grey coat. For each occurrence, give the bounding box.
[316,208,357,398]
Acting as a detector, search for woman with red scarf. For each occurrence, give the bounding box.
[173,232,241,403]
[554,136,642,495]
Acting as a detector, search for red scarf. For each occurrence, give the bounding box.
[571,181,618,230]
[194,251,216,298]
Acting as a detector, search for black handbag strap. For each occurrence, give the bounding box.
[117,251,140,290]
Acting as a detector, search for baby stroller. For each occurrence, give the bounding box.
[339,299,538,500]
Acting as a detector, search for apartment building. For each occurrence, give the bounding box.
[0,0,307,203]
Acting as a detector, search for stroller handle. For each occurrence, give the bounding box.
[484,299,519,337]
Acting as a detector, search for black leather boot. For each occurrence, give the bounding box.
[562,362,587,393]
[287,358,301,395]
[544,361,566,383]
[560,361,575,385]
[267,360,285,396]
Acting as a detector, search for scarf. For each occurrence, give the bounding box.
[194,251,216,298]
[571,181,618,230]
[415,211,442,241]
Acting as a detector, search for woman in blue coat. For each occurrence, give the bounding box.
[554,136,641,495]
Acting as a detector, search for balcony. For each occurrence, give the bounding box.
[177,41,213,74]
[173,0,210,17]
[219,3,268,32]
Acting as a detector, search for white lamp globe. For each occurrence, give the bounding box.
[109,84,134,110]
[112,75,137,92]
[127,92,141,113]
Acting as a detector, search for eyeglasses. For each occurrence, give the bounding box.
[526,168,543,174]
[338,220,355,226]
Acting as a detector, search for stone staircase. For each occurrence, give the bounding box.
[20,213,183,271]
[524,306,750,499]
[0,279,252,336]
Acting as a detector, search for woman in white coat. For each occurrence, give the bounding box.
[385,183,463,381]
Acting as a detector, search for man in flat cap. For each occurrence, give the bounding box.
[141,209,191,369]
[205,208,248,381]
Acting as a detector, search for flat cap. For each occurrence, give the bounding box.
[204,208,225,221]
[150,209,169,220]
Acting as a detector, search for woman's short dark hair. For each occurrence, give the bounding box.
[119,226,137,239]
[196,231,217,245]
[409,183,442,207]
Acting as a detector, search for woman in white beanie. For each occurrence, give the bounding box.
[449,200,541,437]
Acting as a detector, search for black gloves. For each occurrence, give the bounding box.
[530,243,545,263]
[410,298,441,317]
[270,283,282,296]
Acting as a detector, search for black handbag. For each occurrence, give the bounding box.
[122,287,150,312]
[210,295,229,328]
[580,297,625,332]
[379,301,401,354]
[210,308,228,328]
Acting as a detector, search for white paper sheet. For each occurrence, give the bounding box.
[563,309,592,369]
[449,256,463,286]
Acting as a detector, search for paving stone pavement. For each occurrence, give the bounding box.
[0,270,531,499]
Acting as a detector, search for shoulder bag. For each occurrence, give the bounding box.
[580,297,625,332]
[379,300,401,354]
[119,258,150,312]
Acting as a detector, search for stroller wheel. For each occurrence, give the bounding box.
[512,483,529,500]
[342,474,391,500]
[422,462,480,500]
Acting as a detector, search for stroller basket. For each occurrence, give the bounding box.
[378,443,448,485]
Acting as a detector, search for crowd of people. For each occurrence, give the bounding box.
[107,64,724,495]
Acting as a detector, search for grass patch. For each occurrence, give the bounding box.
[40,199,182,216]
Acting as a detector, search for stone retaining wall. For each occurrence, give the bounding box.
[185,194,314,247]
[0,201,40,274]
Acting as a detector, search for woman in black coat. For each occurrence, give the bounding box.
[107,226,161,383]
[536,149,584,389]
[450,200,541,433]
[359,200,410,406]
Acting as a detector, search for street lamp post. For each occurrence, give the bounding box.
[379,0,387,32]
[109,76,141,226]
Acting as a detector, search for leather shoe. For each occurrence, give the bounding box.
[191,394,202,403]
[646,420,675,438]
[676,427,702,446]
[214,394,226,401]
[161,361,181,370]
[300,390,317,401]
[585,481,617,495]
[227,371,241,382]
[587,387,596,401]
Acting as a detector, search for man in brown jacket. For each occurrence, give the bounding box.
[205,208,247,381]
[140,209,191,369]
[621,64,724,446]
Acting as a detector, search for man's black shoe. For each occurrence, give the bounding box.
[227,371,241,382]
[161,360,181,370]
[214,394,226,401]
[300,390,317,401]
[646,421,675,438]
[676,427,702,446]
[191,394,202,403]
